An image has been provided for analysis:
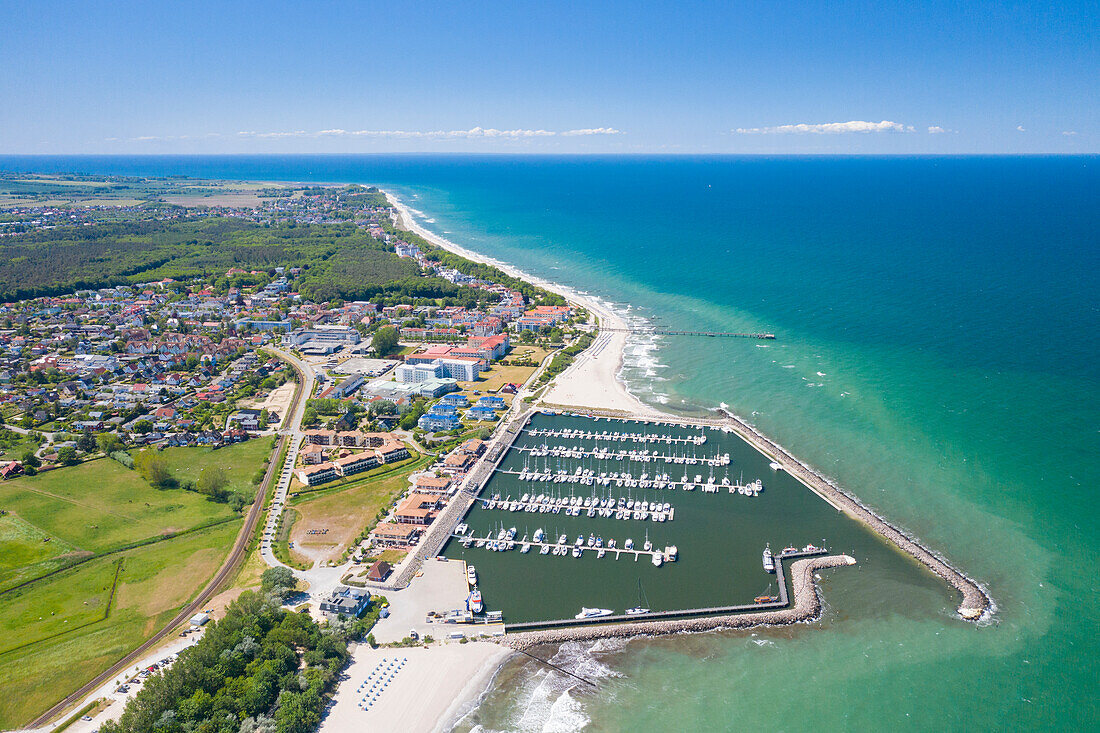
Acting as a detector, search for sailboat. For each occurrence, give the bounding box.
[625,579,651,615]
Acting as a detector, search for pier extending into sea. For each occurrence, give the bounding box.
[596,327,776,339]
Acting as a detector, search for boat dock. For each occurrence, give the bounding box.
[503,547,826,631]
[452,531,676,565]
[523,427,708,444]
[474,495,677,522]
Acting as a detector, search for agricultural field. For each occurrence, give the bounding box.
[0,521,240,728]
[0,459,233,582]
[0,441,270,726]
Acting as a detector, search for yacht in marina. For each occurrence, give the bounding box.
[575,607,613,619]
[468,589,483,614]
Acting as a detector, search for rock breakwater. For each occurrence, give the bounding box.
[501,554,856,650]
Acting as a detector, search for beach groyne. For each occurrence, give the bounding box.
[501,554,856,650]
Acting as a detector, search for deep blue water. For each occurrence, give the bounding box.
[2,155,1097,730]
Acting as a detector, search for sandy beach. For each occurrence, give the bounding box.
[317,642,510,733]
[387,193,659,417]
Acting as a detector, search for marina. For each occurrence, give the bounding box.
[442,411,907,625]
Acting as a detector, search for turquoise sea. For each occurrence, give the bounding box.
[3,155,1097,730]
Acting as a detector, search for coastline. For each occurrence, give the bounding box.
[379,187,993,728]
[386,192,661,418]
[385,188,992,621]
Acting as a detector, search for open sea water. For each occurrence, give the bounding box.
[2,155,1097,730]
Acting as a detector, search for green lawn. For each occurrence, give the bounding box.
[159,439,272,500]
[0,521,241,728]
[0,459,234,558]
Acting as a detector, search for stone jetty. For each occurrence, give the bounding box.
[501,553,856,650]
[537,404,993,622]
[712,409,992,621]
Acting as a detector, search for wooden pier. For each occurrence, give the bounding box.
[597,327,775,339]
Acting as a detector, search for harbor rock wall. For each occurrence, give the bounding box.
[710,409,992,621]
[501,554,856,650]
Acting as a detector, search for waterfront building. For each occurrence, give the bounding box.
[319,586,371,617]
[466,405,499,421]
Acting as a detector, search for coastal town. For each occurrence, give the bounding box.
[0,175,991,733]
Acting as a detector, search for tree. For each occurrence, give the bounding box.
[21,450,40,468]
[133,419,153,434]
[96,432,122,454]
[134,450,174,489]
[56,446,79,466]
[261,567,297,599]
[519,329,535,343]
[370,326,399,357]
[300,407,319,428]
[76,430,98,453]
[197,465,229,499]
[368,400,397,417]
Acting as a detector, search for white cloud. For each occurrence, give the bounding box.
[560,127,622,136]
[233,126,621,140]
[1017,125,1027,132]
[733,120,914,135]
[927,125,949,134]
[1062,130,1078,136]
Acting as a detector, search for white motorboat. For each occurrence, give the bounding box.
[574,607,613,619]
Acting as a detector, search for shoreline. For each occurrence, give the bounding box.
[385,188,992,621]
[378,187,993,727]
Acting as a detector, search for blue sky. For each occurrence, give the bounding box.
[1,0,1095,153]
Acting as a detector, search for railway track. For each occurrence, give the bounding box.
[26,357,308,728]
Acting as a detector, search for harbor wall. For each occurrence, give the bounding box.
[501,554,856,650]
[540,406,992,621]
[710,408,992,621]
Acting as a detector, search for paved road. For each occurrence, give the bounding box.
[258,346,315,571]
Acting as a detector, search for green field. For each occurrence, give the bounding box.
[0,521,240,728]
[0,442,271,727]
[159,439,272,498]
[0,458,233,565]
[0,513,79,584]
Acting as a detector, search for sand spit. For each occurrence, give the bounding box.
[501,554,856,650]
